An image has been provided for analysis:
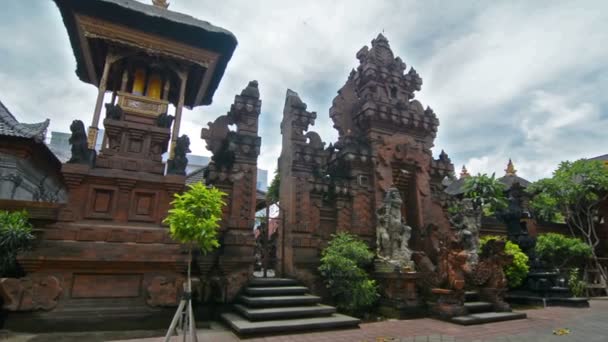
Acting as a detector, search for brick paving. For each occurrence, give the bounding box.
[117,300,608,342]
[4,300,607,341]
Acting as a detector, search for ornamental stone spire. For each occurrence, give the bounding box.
[152,0,169,9]
[460,165,470,179]
[505,159,517,176]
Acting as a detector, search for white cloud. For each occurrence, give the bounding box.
[1,0,607,185]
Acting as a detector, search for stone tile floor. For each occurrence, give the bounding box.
[2,300,607,342]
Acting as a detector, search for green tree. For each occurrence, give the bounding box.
[164,182,226,255]
[535,233,592,270]
[0,210,35,277]
[463,173,507,215]
[527,159,608,281]
[162,182,226,339]
[266,169,280,204]
[318,233,378,317]
[567,268,587,297]
[480,236,529,288]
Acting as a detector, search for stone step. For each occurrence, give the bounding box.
[464,301,494,313]
[464,291,479,301]
[234,304,336,321]
[248,278,299,287]
[238,294,321,307]
[221,312,360,335]
[451,312,527,325]
[244,286,309,296]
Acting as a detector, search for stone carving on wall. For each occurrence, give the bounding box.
[156,112,174,128]
[0,276,62,311]
[146,276,184,307]
[375,187,414,270]
[167,135,190,175]
[201,115,235,172]
[67,120,95,166]
[104,103,123,120]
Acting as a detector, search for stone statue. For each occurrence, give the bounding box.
[375,187,413,270]
[156,112,175,128]
[67,120,95,166]
[449,198,481,265]
[469,239,513,312]
[104,103,123,120]
[167,135,191,175]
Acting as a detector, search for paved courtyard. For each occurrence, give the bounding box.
[3,300,607,342]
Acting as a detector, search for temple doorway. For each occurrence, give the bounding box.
[253,202,279,277]
[392,164,422,242]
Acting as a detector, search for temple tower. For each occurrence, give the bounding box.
[5,0,237,329]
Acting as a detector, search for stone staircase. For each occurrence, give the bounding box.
[450,291,527,325]
[221,278,360,335]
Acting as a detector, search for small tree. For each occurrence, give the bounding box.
[266,169,280,204]
[568,268,587,297]
[527,159,608,282]
[162,182,225,340]
[535,233,592,270]
[463,173,507,214]
[480,236,530,288]
[0,210,35,277]
[318,233,378,317]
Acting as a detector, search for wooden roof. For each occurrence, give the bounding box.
[52,0,237,107]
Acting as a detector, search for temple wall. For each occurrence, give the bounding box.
[201,81,262,301]
[0,143,66,203]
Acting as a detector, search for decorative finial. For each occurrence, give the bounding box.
[505,159,517,176]
[152,0,169,9]
[460,165,470,179]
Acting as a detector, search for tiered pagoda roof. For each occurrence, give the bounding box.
[53,0,238,107]
[444,160,530,196]
[497,159,530,188]
[590,154,608,161]
[0,101,49,142]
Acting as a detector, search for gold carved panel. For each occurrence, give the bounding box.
[118,92,168,117]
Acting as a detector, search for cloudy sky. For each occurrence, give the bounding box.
[1,0,607,184]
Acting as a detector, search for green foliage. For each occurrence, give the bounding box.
[318,233,378,316]
[463,173,507,215]
[163,182,226,254]
[266,169,280,204]
[535,233,592,269]
[527,160,608,224]
[0,210,35,276]
[568,268,587,297]
[480,236,529,288]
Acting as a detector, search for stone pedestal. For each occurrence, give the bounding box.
[430,288,466,319]
[375,271,424,318]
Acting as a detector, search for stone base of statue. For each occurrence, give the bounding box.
[374,261,424,318]
[429,288,466,319]
[480,288,511,312]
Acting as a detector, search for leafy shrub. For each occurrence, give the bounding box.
[163,182,225,253]
[463,173,507,214]
[535,233,592,269]
[568,267,587,297]
[480,236,529,288]
[318,233,378,316]
[0,210,35,277]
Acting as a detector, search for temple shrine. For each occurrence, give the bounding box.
[1,0,237,330]
[0,0,534,336]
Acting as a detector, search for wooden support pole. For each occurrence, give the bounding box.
[163,77,171,101]
[170,70,188,159]
[88,53,117,149]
